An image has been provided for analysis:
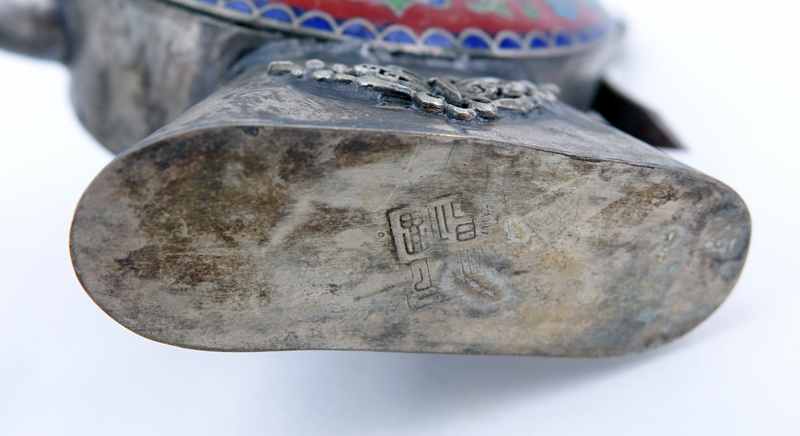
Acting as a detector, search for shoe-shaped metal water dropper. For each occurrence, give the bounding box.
[2,0,749,356]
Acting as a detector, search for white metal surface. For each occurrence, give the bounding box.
[0,0,798,434]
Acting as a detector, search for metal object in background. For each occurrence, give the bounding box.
[0,0,67,60]
[1,0,750,356]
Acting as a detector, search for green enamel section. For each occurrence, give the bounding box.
[468,0,540,19]
[384,0,415,11]
[364,0,452,15]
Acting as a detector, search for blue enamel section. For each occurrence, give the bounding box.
[545,0,580,20]
[423,33,454,48]
[343,24,376,39]
[262,8,292,22]
[300,16,334,32]
[499,38,521,50]
[184,0,610,53]
[384,30,415,44]
[530,37,549,49]
[462,35,490,50]
[554,32,572,47]
[225,1,252,13]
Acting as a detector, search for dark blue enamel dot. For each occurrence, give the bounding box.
[530,36,549,49]
[261,8,292,22]
[555,32,572,47]
[343,23,376,39]
[384,30,416,44]
[225,1,252,13]
[499,38,521,50]
[300,17,334,32]
[462,35,490,50]
[423,33,454,48]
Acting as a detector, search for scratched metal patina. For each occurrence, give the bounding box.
[70,62,750,356]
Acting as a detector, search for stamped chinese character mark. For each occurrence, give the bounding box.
[389,194,489,293]
[459,247,486,275]
[388,208,430,263]
[389,195,477,263]
[400,211,428,256]
[410,259,433,292]
[428,196,477,243]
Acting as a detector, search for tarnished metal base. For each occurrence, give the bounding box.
[70,63,750,356]
[1,0,750,356]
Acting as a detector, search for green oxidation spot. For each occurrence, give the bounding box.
[668,263,680,276]
[637,308,655,323]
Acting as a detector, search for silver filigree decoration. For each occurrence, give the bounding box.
[266,59,560,121]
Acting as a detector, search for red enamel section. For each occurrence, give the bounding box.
[283,0,608,35]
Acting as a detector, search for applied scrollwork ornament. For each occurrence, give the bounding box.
[267,59,561,120]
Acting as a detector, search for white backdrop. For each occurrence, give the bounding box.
[1,1,798,435]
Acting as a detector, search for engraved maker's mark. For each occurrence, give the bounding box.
[410,259,433,292]
[388,194,485,295]
[389,194,477,264]
[459,246,486,275]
